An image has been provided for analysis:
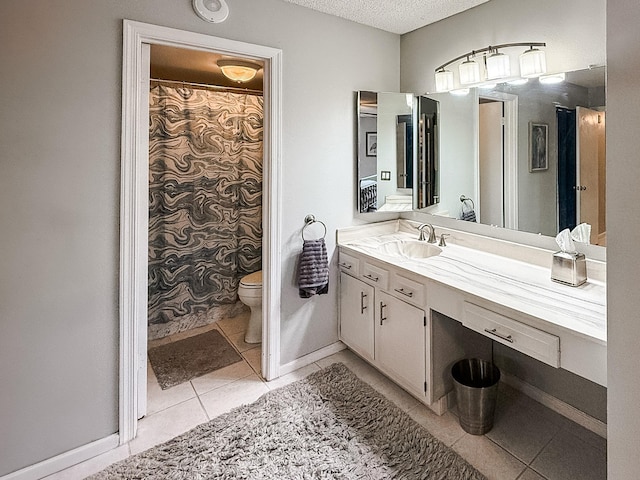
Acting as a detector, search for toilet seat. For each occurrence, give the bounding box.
[240,271,262,288]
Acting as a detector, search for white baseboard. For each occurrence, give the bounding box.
[501,373,607,438]
[1,434,119,480]
[279,341,346,376]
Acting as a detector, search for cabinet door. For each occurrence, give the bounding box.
[376,290,427,396]
[339,272,375,361]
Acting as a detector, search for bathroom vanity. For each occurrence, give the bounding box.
[337,219,606,414]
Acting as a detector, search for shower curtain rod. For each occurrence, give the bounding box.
[150,78,263,96]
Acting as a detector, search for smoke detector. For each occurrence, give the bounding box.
[192,0,230,23]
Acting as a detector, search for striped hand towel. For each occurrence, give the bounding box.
[297,239,329,298]
[461,209,477,222]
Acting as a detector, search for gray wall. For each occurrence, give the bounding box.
[607,0,640,477]
[493,344,606,422]
[400,0,605,95]
[0,0,399,475]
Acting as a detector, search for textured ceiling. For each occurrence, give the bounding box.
[281,0,491,34]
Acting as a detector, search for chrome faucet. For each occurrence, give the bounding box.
[417,223,437,243]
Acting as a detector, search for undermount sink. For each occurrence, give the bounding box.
[374,239,442,259]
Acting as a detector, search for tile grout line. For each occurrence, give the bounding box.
[526,432,556,471]
[192,380,212,422]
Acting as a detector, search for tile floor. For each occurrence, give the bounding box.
[45,313,607,480]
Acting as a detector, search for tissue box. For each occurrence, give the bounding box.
[551,251,587,286]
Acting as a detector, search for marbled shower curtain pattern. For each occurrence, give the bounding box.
[148,84,263,340]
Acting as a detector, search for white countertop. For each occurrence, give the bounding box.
[340,231,606,345]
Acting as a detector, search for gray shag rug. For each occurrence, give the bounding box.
[90,363,486,479]
[148,329,242,389]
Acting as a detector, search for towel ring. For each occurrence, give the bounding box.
[302,214,327,241]
[460,195,475,210]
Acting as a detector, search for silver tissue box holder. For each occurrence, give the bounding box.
[551,251,587,287]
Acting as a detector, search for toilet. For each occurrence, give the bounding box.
[238,270,262,344]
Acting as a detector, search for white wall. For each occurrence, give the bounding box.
[606,0,640,477]
[0,0,399,475]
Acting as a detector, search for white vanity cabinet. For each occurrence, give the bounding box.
[375,290,427,398]
[339,251,432,406]
[339,272,375,362]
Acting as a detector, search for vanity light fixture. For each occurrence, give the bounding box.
[486,50,511,80]
[216,58,262,83]
[519,47,547,78]
[459,56,481,85]
[433,42,546,92]
[435,68,454,93]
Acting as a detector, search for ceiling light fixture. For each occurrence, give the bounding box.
[216,59,262,83]
[433,42,546,92]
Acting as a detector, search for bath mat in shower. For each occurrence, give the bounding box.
[148,329,243,389]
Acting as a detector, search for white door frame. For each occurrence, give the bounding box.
[120,20,282,444]
[478,92,519,230]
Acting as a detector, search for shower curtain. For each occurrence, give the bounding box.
[148,84,263,339]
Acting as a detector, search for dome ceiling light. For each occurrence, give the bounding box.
[216,59,263,83]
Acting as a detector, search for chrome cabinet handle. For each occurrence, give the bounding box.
[394,288,414,298]
[484,328,514,343]
[360,292,367,314]
[380,302,387,325]
[364,274,379,282]
[339,262,352,269]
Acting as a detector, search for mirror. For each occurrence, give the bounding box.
[357,66,606,247]
[428,66,606,245]
[357,91,440,212]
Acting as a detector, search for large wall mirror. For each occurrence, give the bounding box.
[357,65,606,247]
[357,91,440,213]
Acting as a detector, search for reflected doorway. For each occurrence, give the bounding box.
[478,93,518,229]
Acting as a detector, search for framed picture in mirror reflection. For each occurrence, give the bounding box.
[529,122,548,172]
[366,132,377,157]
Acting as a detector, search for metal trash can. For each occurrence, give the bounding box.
[451,358,500,435]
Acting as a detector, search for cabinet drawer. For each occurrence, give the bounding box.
[361,262,389,290]
[338,251,360,274]
[463,302,560,368]
[390,273,426,307]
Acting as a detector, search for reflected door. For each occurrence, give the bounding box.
[577,107,606,245]
[479,101,504,227]
[557,107,577,232]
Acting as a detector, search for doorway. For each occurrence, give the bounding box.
[477,92,518,229]
[144,44,266,418]
[120,20,283,444]
[557,106,606,245]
